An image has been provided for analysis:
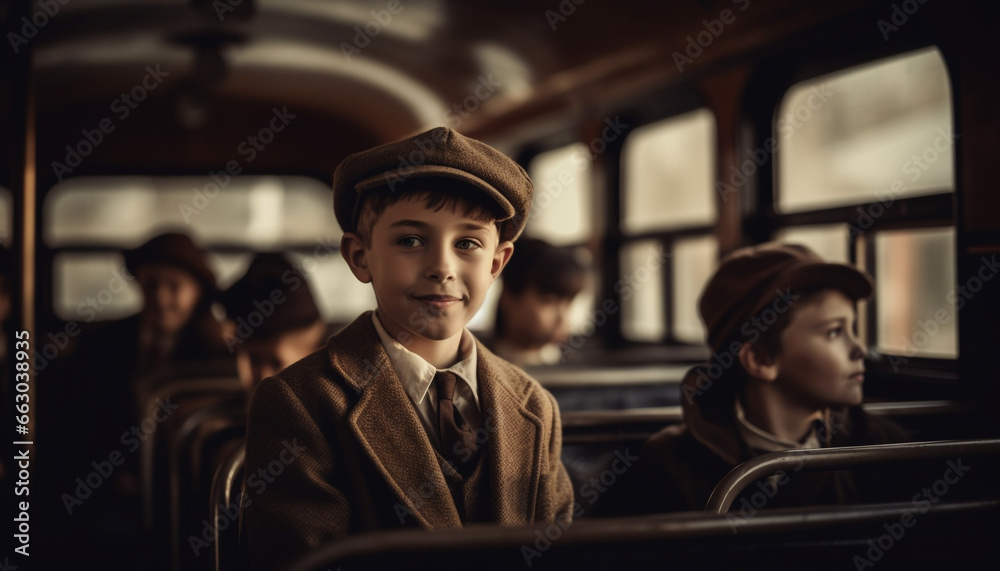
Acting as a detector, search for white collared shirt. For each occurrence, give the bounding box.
[734,399,822,454]
[371,312,483,449]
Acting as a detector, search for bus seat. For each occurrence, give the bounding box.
[170,404,246,571]
[209,442,246,571]
[560,407,681,517]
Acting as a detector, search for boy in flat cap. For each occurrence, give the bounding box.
[618,243,908,514]
[245,127,574,570]
[222,252,329,389]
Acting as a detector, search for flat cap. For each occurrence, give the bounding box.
[222,253,321,339]
[700,242,873,354]
[124,232,217,295]
[332,127,533,242]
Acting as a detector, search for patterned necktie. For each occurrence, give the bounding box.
[433,371,479,470]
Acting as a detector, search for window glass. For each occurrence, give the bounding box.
[468,279,502,333]
[778,47,953,212]
[285,251,376,324]
[46,175,365,322]
[54,252,145,322]
[45,176,335,246]
[774,224,850,263]
[875,228,956,358]
[622,109,715,233]
[620,240,666,341]
[526,143,592,245]
[673,236,717,344]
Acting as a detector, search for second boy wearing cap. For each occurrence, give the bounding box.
[221,253,328,389]
[244,127,574,570]
[609,243,909,515]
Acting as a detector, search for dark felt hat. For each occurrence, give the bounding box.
[124,232,217,294]
[221,253,321,340]
[332,126,533,242]
[700,242,873,354]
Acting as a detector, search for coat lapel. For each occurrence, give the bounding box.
[476,343,544,525]
[328,313,461,528]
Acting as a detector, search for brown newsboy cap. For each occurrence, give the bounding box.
[222,253,321,340]
[332,126,533,242]
[700,242,873,354]
[124,232,218,295]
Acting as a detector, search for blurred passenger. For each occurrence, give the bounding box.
[221,252,328,389]
[491,238,588,367]
[69,232,230,391]
[621,243,908,513]
[53,232,230,564]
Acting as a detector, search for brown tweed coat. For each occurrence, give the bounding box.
[244,311,574,570]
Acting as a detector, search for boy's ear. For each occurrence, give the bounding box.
[491,240,514,281]
[341,232,372,283]
[738,342,779,383]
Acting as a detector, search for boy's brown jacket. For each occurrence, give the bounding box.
[244,311,574,570]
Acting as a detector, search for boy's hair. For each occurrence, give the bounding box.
[355,177,505,248]
[701,287,828,412]
[494,238,589,338]
[500,238,588,298]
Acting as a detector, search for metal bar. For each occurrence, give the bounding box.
[705,438,1000,515]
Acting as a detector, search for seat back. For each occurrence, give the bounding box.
[285,499,1000,571]
[210,441,246,571]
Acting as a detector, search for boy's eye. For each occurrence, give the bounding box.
[826,327,843,339]
[398,236,423,248]
[455,239,480,250]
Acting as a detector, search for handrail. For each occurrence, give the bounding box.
[704,438,1000,515]
[286,499,999,571]
[558,400,968,430]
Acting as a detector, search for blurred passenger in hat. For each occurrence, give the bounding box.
[221,253,328,389]
[489,238,589,367]
[51,231,231,555]
[605,242,910,515]
[244,127,574,570]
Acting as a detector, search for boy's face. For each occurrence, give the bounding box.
[237,320,326,387]
[499,288,574,348]
[770,289,867,408]
[344,194,513,345]
[136,263,202,335]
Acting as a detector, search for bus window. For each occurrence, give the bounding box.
[771,46,956,366]
[45,176,365,323]
[620,239,665,342]
[876,228,957,358]
[777,47,953,212]
[619,109,717,343]
[672,236,717,344]
[526,143,592,245]
[775,224,850,263]
[524,143,597,340]
[286,250,375,325]
[622,109,715,232]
